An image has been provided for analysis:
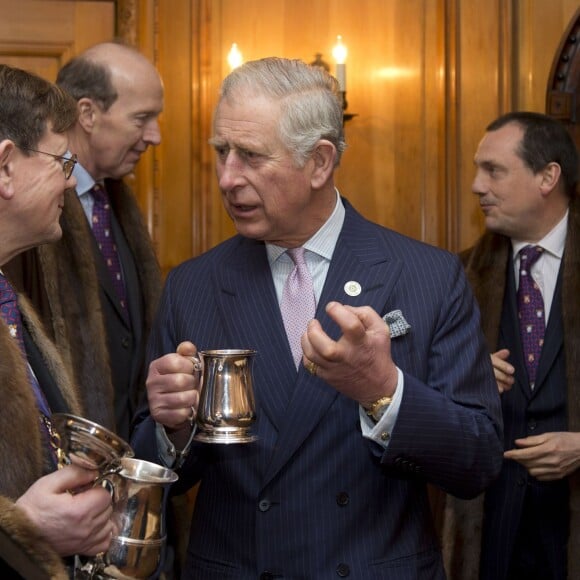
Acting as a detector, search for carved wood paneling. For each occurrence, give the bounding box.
[546,6,580,149]
[114,0,580,272]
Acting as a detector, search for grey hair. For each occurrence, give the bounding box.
[219,57,346,167]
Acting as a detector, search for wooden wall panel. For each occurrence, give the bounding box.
[0,1,114,79]
[516,0,579,113]
[101,0,580,273]
[200,0,451,251]
[454,0,510,251]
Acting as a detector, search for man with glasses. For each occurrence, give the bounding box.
[20,148,78,179]
[6,41,163,442]
[0,64,114,579]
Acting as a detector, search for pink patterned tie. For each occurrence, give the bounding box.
[517,245,545,388]
[280,247,316,369]
[91,185,128,316]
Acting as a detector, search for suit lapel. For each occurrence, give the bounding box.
[211,207,404,486]
[533,265,564,394]
[261,207,404,485]
[212,239,297,428]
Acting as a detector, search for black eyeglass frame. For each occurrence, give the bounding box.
[21,147,78,180]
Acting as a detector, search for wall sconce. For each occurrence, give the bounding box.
[227,43,243,71]
[311,36,356,123]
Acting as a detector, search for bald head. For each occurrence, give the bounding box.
[57,41,164,181]
[56,42,162,111]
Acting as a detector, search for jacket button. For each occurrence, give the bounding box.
[121,337,130,348]
[260,572,274,580]
[528,419,537,431]
[336,492,349,507]
[258,499,271,512]
[336,563,350,577]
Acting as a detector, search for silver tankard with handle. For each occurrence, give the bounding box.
[52,414,178,579]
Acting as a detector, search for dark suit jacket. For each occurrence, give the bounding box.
[480,250,569,580]
[132,200,503,579]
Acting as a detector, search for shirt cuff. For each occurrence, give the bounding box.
[360,367,404,448]
[155,421,196,468]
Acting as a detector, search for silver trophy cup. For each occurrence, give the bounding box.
[51,414,178,579]
[96,457,178,579]
[193,349,258,444]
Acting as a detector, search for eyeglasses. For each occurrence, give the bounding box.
[22,148,78,180]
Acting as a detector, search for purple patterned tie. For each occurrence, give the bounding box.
[0,274,57,464]
[280,247,316,369]
[517,245,545,388]
[91,184,128,315]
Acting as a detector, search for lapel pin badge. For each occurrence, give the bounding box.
[344,281,362,297]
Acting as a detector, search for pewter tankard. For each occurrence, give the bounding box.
[193,349,258,443]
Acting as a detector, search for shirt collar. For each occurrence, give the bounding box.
[70,159,98,197]
[511,210,568,262]
[266,189,345,265]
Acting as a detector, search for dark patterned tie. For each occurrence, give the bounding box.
[517,245,545,388]
[0,274,57,464]
[91,184,128,316]
[280,248,316,368]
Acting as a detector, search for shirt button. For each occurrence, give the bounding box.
[336,563,350,577]
[258,499,271,512]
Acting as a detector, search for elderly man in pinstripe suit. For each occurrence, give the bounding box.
[132,57,503,579]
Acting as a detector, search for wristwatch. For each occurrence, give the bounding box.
[364,395,392,422]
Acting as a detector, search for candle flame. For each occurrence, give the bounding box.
[227,43,243,71]
[332,35,347,65]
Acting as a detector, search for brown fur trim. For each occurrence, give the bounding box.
[442,494,484,579]
[34,181,162,432]
[38,187,116,430]
[0,496,68,579]
[0,318,42,499]
[19,294,82,416]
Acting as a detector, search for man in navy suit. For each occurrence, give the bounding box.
[132,57,503,579]
[443,113,580,580]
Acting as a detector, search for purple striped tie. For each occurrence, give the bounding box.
[280,248,316,369]
[517,245,545,388]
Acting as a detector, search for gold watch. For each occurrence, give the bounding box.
[364,395,393,422]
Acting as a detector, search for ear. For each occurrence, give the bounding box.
[538,161,562,196]
[77,97,98,132]
[0,140,17,200]
[309,140,336,189]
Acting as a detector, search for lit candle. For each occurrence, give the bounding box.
[332,35,347,91]
[227,43,243,71]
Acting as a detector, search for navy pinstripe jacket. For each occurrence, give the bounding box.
[133,199,503,579]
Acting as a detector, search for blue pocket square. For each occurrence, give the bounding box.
[383,310,411,338]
